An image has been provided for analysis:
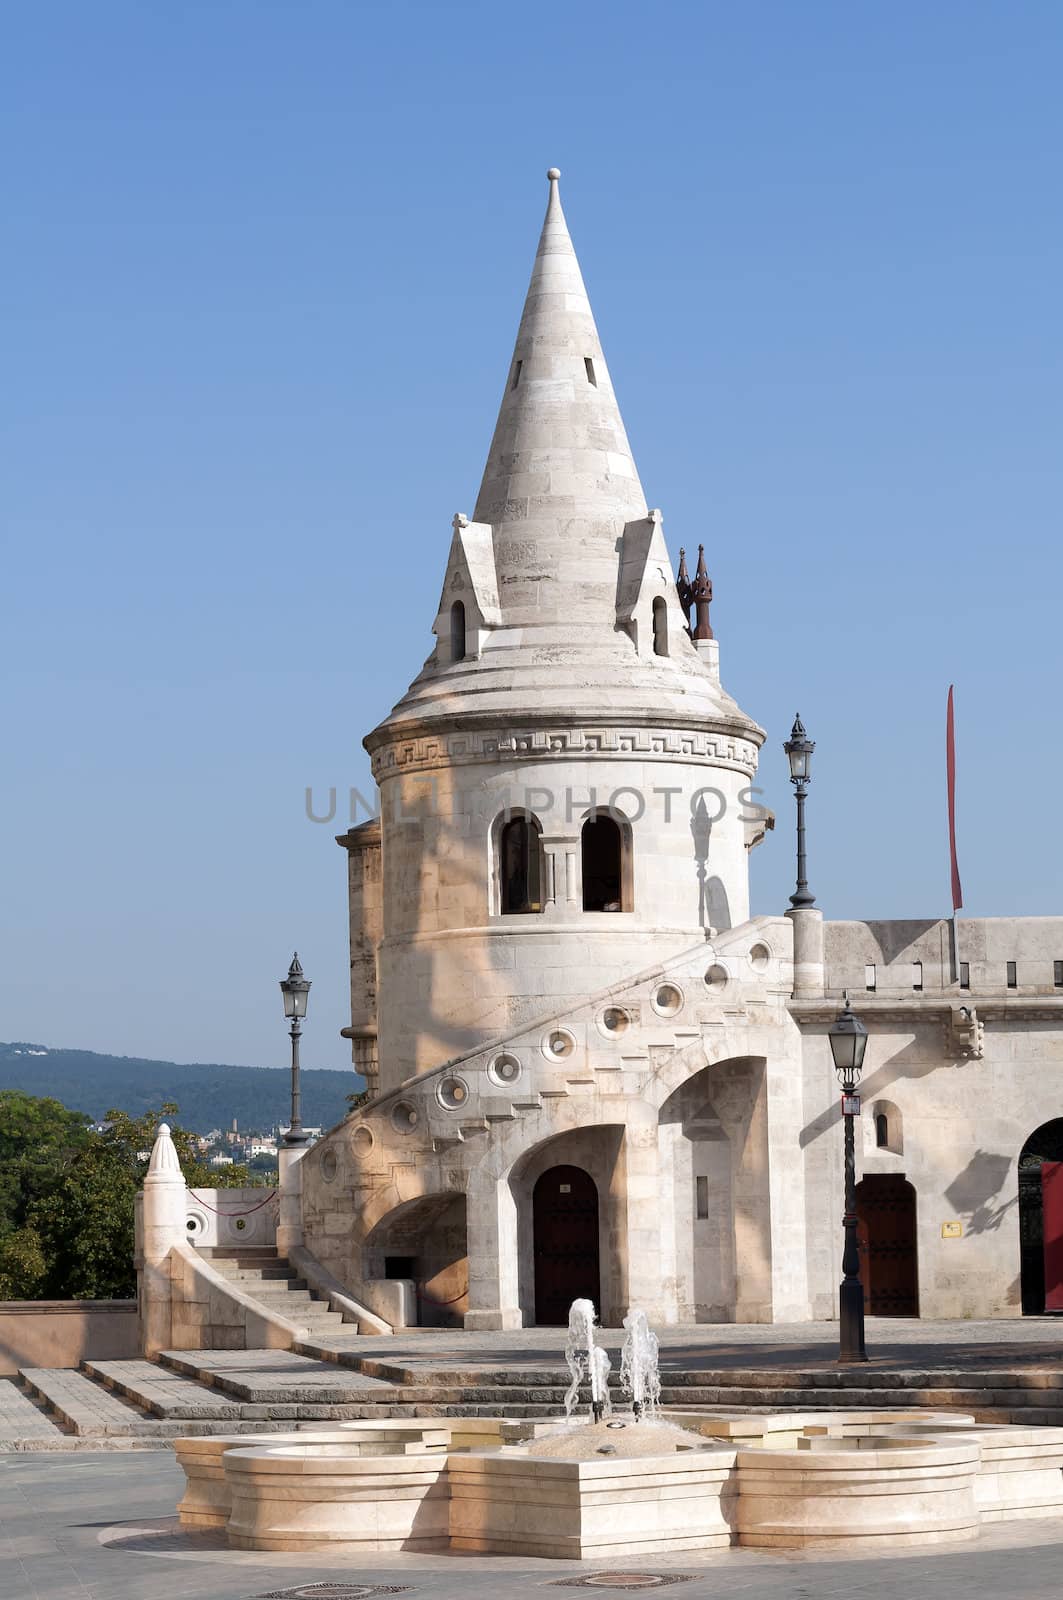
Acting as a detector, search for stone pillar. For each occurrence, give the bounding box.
[787,907,824,997]
[463,1173,523,1330]
[139,1122,188,1357]
[276,1143,306,1258]
[621,1102,677,1324]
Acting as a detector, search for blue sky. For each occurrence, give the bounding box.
[2,1,1061,1072]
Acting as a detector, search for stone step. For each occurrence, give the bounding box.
[209,1266,300,1283]
[19,1367,216,1438]
[82,1359,245,1420]
[205,1247,280,1260]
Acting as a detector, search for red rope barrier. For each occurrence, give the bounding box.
[187,1189,278,1217]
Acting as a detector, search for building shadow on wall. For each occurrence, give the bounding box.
[944,1150,1016,1237]
[691,796,730,933]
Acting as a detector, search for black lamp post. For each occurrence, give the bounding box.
[784,714,816,909]
[828,994,869,1363]
[280,953,311,1148]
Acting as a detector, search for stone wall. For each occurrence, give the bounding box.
[0,1300,137,1375]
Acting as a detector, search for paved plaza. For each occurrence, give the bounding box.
[4,1448,1063,1600]
[301,1316,1063,1370]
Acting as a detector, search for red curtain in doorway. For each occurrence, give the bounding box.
[1041,1161,1063,1311]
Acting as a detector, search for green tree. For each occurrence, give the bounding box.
[0,1091,271,1300]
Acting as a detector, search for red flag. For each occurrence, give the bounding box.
[947,685,963,912]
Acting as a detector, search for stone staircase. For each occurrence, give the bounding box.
[203,1246,349,1337]
[10,1346,1063,1448]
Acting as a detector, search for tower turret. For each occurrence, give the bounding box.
[359,172,767,1088]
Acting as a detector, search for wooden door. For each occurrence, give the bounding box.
[856,1175,919,1317]
[533,1165,601,1326]
[1043,1161,1063,1311]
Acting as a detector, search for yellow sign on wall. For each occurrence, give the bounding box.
[941,1220,963,1239]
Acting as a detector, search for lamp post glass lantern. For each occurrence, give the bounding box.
[829,994,869,1363]
[784,714,816,909]
[280,953,311,1146]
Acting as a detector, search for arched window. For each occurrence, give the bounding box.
[499,815,542,914]
[875,1112,889,1149]
[450,601,466,662]
[652,596,668,657]
[582,811,626,912]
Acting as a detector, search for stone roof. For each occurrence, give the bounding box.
[368,171,762,748]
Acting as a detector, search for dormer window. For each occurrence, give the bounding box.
[450,600,467,662]
[584,356,597,387]
[652,596,668,657]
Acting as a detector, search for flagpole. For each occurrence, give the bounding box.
[947,685,963,982]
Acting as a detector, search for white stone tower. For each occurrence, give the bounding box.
[353,170,767,1092]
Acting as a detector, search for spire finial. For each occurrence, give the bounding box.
[547,167,561,181]
[691,545,714,640]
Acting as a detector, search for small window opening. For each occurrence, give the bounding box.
[581,811,623,912]
[875,1112,889,1149]
[652,596,668,657]
[1055,961,1063,988]
[511,359,523,390]
[499,815,542,914]
[584,356,597,386]
[959,961,970,989]
[450,600,466,662]
[865,963,877,992]
[385,1256,416,1279]
[912,960,923,992]
[1007,961,1017,989]
[695,1176,709,1220]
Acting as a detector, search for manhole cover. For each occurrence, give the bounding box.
[549,1578,692,1591]
[257,1586,410,1599]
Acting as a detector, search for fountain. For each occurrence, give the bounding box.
[563,1296,612,1422]
[620,1307,661,1420]
[165,1297,1063,1560]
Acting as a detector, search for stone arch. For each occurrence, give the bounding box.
[581,809,633,912]
[364,1192,468,1328]
[492,808,544,915]
[450,599,466,662]
[657,1054,771,1322]
[652,594,668,656]
[871,1098,903,1154]
[508,1124,626,1326]
[1019,1118,1063,1314]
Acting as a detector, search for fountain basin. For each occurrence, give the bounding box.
[665,1408,976,1448]
[448,1444,738,1559]
[224,1442,450,1552]
[735,1437,981,1548]
[877,1422,1063,1521]
[175,1423,455,1530]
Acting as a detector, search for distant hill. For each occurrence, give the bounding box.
[0,1042,362,1135]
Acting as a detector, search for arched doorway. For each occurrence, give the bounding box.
[1019,1119,1063,1314]
[855,1175,919,1316]
[533,1165,601,1326]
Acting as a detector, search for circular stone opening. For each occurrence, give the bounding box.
[652,983,684,1017]
[749,942,771,972]
[599,1007,631,1037]
[544,1029,575,1060]
[350,1126,374,1157]
[488,1053,522,1087]
[436,1075,469,1110]
[390,1101,419,1134]
[704,963,729,988]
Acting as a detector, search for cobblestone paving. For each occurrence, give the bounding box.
[5,1449,1063,1599]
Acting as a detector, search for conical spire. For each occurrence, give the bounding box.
[474,169,647,625]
